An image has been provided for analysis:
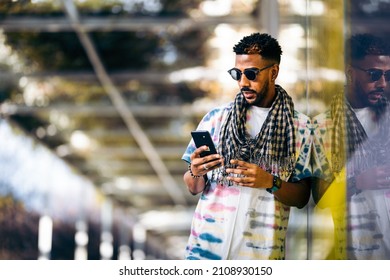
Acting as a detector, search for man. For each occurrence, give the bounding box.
[312,33,390,259]
[181,33,312,260]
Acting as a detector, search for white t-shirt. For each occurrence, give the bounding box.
[246,106,270,138]
[349,107,390,259]
[353,107,379,138]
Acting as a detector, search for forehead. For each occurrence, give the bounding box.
[356,55,390,69]
[234,54,267,68]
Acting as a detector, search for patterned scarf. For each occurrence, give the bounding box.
[212,85,296,185]
[330,92,390,176]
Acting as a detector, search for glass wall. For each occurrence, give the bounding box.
[1,0,389,260]
[304,0,390,260]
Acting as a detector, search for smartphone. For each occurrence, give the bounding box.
[191,130,217,157]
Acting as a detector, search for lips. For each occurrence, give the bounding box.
[369,91,383,101]
[243,92,255,98]
[242,90,256,100]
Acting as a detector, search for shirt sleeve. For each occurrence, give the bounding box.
[311,111,334,182]
[289,111,313,182]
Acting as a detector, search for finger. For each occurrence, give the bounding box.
[225,168,247,176]
[202,153,222,163]
[227,176,254,187]
[230,159,243,165]
[377,176,390,187]
[230,159,253,168]
[236,166,248,170]
[209,159,224,170]
[226,176,241,184]
[200,158,223,172]
[191,146,209,160]
[378,169,390,176]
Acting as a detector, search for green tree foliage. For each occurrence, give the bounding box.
[4,31,161,71]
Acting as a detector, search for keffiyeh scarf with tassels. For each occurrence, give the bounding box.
[330,92,390,176]
[212,85,296,185]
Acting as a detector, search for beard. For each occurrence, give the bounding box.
[353,83,388,119]
[243,80,270,106]
[354,82,384,108]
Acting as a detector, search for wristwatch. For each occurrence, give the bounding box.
[266,176,282,194]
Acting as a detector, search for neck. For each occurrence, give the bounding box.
[256,84,277,108]
[346,87,365,109]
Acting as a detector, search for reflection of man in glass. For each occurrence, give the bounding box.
[312,33,390,259]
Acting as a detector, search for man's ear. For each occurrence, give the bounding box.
[271,65,279,81]
[346,65,353,83]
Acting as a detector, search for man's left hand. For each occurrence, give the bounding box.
[225,159,273,188]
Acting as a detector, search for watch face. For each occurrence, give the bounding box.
[273,176,282,189]
[267,177,282,194]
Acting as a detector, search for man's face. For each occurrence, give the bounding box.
[233,54,278,107]
[349,55,390,108]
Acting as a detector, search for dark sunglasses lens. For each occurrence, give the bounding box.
[369,70,383,82]
[229,69,241,80]
[243,69,257,80]
[385,71,390,82]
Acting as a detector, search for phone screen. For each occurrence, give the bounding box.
[191,130,217,157]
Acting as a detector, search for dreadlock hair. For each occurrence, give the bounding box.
[233,33,282,64]
[345,33,390,65]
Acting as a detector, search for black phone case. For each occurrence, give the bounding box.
[191,130,217,157]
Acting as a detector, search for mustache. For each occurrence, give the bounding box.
[371,88,384,94]
[240,87,256,93]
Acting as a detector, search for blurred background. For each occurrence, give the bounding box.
[0,0,389,260]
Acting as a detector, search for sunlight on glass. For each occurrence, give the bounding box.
[362,0,390,13]
[200,0,232,16]
[114,176,134,191]
[75,230,89,247]
[38,215,53,258]
[121,0,162,13]
[162,43,177,65]
[0,31,24,72]
[0,120,100,218]
[23,81,52,107]
[70,130,92,151]
[168,66,216,83]
[49,111,71,130]
[139,209,193,232]
[31,0,49,3]
[291,0,325,16]
[118,245,132,260]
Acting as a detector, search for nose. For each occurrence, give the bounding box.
[375,74,387,89]
[238,73,250,87]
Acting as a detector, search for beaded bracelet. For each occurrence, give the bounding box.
[188,164,201,178]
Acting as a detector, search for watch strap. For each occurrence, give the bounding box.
[266,176,282,194]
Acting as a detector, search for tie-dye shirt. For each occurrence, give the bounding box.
[182,102,312,260]
[312,110,390,259]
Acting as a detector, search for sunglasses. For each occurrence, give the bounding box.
[352,65,390,82]
[228,64,274,81]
